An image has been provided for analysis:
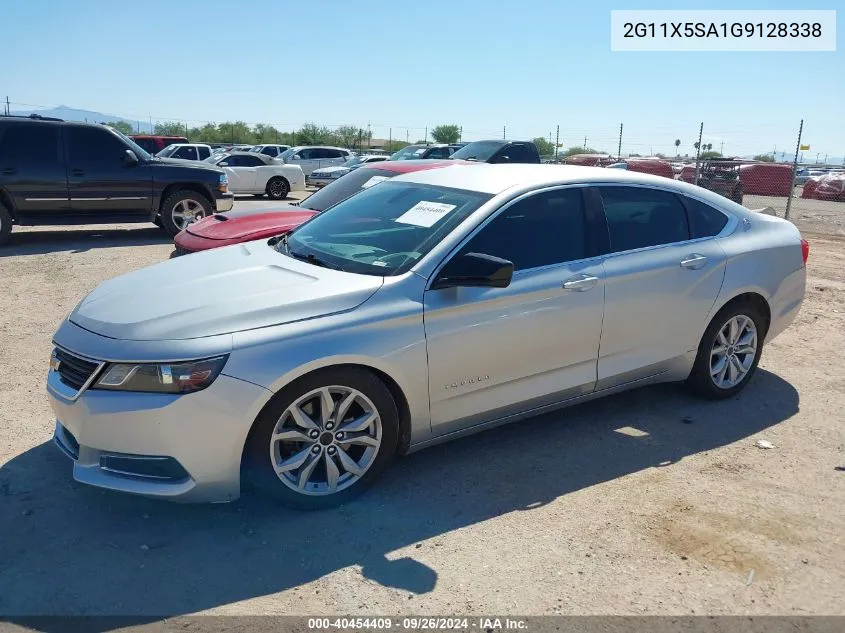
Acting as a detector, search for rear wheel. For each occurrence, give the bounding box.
[0,201,12,245]
[159,190,212,237]
[266,177,290,200]
[244,367,399,510]
[686,301,766,400]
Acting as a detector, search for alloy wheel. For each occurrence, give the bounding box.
[710,314,758,389]
[270,385,382,496]
[171,199,206,230]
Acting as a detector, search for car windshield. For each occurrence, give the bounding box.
[342,157,366,167]
[389,145,430,161]
[283,180,491,276]
[156,145,180,157]
[449,140,506,162]
[300,168,400,212]
[108,128,152,161]
[279,148,297,161]
[203,153,225,164]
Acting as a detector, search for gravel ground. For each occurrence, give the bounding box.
[0,191,843,619]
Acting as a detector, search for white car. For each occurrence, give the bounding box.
[249,144,291,158]
[307,155,390,187]
[278,146,354,176]
[204,151,305,199]
[156,143,213,161]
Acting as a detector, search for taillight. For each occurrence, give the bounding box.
[801,238,809,266]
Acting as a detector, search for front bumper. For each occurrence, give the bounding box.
[214,192,235,212]
[48,367,272,503]
[306,175,336,187]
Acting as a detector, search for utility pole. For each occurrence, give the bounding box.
[555,125,560,161]
[583,135,587,148]
[406,129,409,143]
[149,115,153,133]
[503,125,506,140]
[424,127,427,144]
[388,127,392,152]
[693,122,704,185]
[720,140,724,154]
[4,96,9,115]
[785,119,803,221]
[459,126,462,143]
[617,123,623,160]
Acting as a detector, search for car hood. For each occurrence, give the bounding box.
[69,241,383,341]
[186,208,318,240]
[312,166,350,175]
[153,157,225,173]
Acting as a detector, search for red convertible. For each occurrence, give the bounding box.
[172,159,461,256]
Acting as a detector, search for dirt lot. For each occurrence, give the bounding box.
[0,192,843,619]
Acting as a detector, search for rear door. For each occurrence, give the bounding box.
[0,121,69,217]
[595,185,729,388]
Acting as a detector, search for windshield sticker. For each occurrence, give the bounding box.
[371,260,388,267]
[361,175,390,189]
[413,148,426,155]
[395,201,457,228]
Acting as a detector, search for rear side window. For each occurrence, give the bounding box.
[0,123,61,166]
[426,147,451,159]
[67,127,128,163]
[198,146,211,160]
[457,188,588,271]
[599,186,690,252]
[261,146,278,156]
[175,146,198,160]
[499,143,535,163]
[683,196,729,238]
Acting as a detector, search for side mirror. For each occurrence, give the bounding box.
[123,149,139,166]
[219,161,230,167]
[290,155,301,160]
[431,252,513,290]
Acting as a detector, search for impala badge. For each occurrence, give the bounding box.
[445,375,490,390]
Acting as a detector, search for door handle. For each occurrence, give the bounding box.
[562,274,599,291]
[680,254,708,270]
[71,169,85,176]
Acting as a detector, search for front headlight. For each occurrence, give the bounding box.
[92,356,229,394]
[334,168,351,177]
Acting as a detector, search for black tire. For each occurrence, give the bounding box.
[159,190,212,237]
[0,200,12,246]
[244,367,399,510]
[686,301,766,400]
[265,177,290,200]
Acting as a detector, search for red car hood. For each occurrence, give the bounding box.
[186,206,319,241]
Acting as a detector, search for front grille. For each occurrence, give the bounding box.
[55,348,99,390]
[99,454,190,481]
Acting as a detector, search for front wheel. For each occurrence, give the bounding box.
[244,367,399,509]
[686,302,766,400]
[266,177,290,200]
[159,190,212,237]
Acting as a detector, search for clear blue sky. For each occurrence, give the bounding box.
[4,0,842,157]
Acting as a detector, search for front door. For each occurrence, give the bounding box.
[64,125,151,217]
[423,186,605,436]
[595,185,728,387]
[0,121,69,217]
[219,154,260,192]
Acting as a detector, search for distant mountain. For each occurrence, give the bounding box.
[9,105,153,133]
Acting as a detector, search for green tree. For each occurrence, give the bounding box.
[332,125,362,150]
[532,137,555,156]
[296,123,335,146]
[154,121,188,137]
[190,123,220,143]
[430,124,461,144]
[102,120,133,135]
[674,139,681,155]
[215,121,253,144]
[753,153,775,162]
[561,145,601,157]
[382,140,409,153]
[700,150,722,159]
[253,123,284,144]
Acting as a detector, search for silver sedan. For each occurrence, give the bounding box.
[47,164,808,509]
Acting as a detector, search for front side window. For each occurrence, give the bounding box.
[284,181,492,276]
[66,126,130,163]
[426,147,451,159]
[450,140,507,162]
[598,186,690,253]
[175,146,198,160]
[499,143,534,163]
[390,145,428,161]
[454,188,588,271]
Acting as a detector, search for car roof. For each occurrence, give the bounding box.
[288,145,348,151]
[361,159,458,174]
[390,163,740,198]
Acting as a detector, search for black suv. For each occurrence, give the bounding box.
[0,115,234,245]
[449,139,541,163]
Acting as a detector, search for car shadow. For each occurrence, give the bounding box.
[0,370,798,626]
[0,227,171,257]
